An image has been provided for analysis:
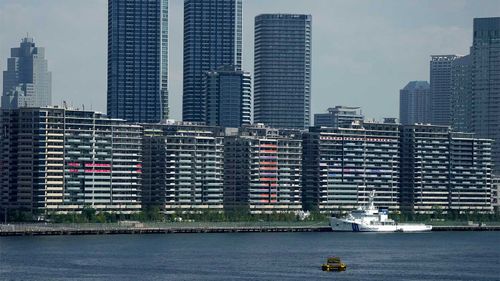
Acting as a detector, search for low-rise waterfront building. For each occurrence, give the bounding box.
[493,177,500,213]
[302,122,401,214]
[401,125,493,214]
[142,121,225,213]
[0,107,142,215]
[224,124,303,214]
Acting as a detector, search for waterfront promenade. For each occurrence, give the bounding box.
[1,221,499,236]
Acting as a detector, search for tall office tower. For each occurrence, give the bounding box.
[0,107,142,215]
[1,37,52,109]
[302,122,401,214]
[471,17,500,174]
[254,14,312,129]
[204,65,251,128]
[107,0,169,123]
[430,55,458,126]
[399,81,431,125]
[224,124,303,214]
[314,106,364,128]
[451,55,472,133]
[142,121,225,212]
[400,125,493,214]
[183,0,243,123]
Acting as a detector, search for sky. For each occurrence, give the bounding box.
[0,0,499,121]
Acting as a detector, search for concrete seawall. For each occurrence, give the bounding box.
[0,226,332,236]
[1,224,499,236]
[432,225,500,232]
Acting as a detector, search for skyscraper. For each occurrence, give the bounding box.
[254,14,312,129]
[471,17,500,174]
[1,37,51,109]
[451,55,472,133]
[399,81,431,125]
[183,0,243,123]
[430,55,458,126]
[107,0,169,123]
[204,65,251,128]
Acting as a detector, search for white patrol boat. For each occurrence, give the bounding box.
[330,191,432,232]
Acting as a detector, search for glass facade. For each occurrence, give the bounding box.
[430,55,457,126]
[451,55,472,133]
[1,37,52,109]
[254,14,312,129]
[399,81,431,126]
[471,17,500,174]
[107,0,169,123]
[204,65,251,128]
[183,0,242,123]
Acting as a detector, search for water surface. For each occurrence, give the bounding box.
[0,232,499,280]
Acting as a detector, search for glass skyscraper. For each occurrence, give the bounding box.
[471,17,500,173]
[107,0,169,123]
[204,65,251,128]
[399,81,431,126]
[429,55,458,126]
[451,55,472,133]
[254,14,312,129]
[1,37,52,109]
[183,0,242,123]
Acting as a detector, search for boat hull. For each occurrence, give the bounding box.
[330,218,432,232]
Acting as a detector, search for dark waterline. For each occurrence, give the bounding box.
[1,232,499,281]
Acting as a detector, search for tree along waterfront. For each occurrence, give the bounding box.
[3,206,500,225]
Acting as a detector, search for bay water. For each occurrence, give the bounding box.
[0,232,499,280]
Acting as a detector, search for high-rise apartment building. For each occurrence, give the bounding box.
[303,122,401,213]
[400,125,493,214]
[224,125,303,214]
[451,55,472,133]
[183,0,243,123]
[107,0,169,123]
[314,106,364,128]
[1,37,52,109]
[254,14,312,129]
[0,107,143,215]
[430,55,458,126]
[204,65,251,128]
[142,122,225,212]
[399,81,431,125]
[470,17,500,174]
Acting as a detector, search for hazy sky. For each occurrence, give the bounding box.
[0,0,499,121]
